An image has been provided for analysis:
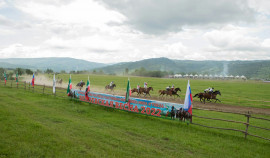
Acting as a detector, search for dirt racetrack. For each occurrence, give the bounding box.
[22,75,270,115]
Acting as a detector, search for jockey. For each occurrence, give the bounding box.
[204,87,214,93]
[109,81,114,87]
[166,86,171,91]
[80,80,83,85]
[171,84,175,91]
[144,82,147,90]
[137,84,140,91]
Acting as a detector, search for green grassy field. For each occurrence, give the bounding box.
[0,86,269,157]
[45,74,270,108]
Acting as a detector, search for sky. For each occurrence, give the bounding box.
[0,0,270,63]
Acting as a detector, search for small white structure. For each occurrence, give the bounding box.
[241,75,247,80]
[174,74,182,78]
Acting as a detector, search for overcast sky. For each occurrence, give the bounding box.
[0,0,270,63]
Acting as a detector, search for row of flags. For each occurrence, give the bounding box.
[2,71,21,85]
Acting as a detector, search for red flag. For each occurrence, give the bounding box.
[31,73,35,87]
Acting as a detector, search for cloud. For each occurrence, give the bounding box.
[99,0,255,34]
[0,0,270,63]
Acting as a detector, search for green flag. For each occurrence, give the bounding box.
[67,75,72,95]
[16,72,18,85]
[125,78,131,102]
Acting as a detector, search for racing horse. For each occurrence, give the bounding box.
[159,87,181,98]
[76,82,85,90]
[193,93,204,102]
[202,90,221,104]
[131,88,142,96]
[140,87,153,97]
[56,79,62,85]
[167,87,181,98]
[105,83,116,91]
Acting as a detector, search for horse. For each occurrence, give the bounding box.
[168,87,181,98]
[193,93,204,102]
[158,90,167,97]
[131,88,140,96]
[76,82,85,90]
[202,90,221,104]
[105,83,116,91]
[177,108,192,122]
[159,88,181,98]
[182,110,192,123]
[140,87,153,97]
[56,79,62,85]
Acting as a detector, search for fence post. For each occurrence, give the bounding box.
[29,82,30,90]
[24,81,26,90]
[43,84,45,94]
[11,80,12,88]
[245,111,250,139]
[17,81,18,89]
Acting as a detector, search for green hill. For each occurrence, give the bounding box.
[97,58,270,79]
[0,57,106,72]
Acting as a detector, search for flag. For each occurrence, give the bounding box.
[16,72,18,85]
[53,74,56,94]
[4,71,7,84]
[125,78,131,102]
[67,75,72,95]
[31,73,35,86]
[85,76,90,100]
[184,80,193,115]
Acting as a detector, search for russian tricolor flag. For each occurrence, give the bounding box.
[184,80,193,115]
[31,73,35,86]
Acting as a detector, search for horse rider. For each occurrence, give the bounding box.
[79,80,83,85]
[109,81,114,87]
[171,84,175,91]
[166,86,171,91]
[137,83,140,91]
[204,87,214,93]
[144,82,147,91]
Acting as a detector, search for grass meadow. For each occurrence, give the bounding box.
[0,85,269,157]
[45,74,270,108]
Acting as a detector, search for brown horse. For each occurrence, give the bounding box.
[202,90,221,104]
[131,88,142,96]
[177,108,192,122]
[158,90,167,97]
[167,88,181,98]
[193,93,204,102]
[105,83,116,91]
[76,82,85,90]
[140,87,153,97]
[159,88,181,98]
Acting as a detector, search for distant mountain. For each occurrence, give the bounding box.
[0,57,106,72]
[96,57,270,79]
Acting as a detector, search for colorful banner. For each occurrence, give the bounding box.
[72,89,184,117]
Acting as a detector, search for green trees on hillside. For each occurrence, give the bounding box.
[131,67,173,78]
